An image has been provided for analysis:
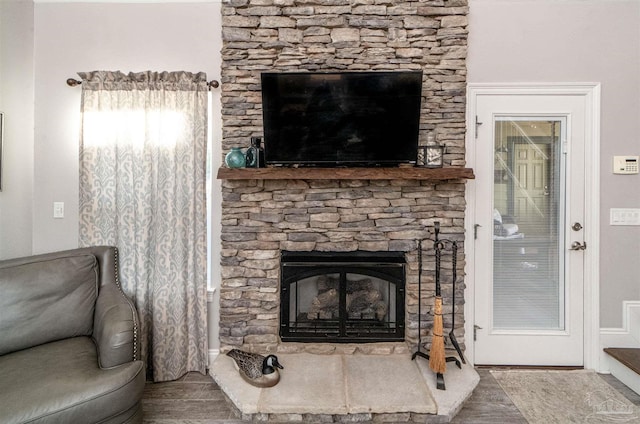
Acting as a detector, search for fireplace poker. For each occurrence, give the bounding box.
[448,240,466,364]
[411,239,429,362]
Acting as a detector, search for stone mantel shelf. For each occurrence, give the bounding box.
[217,167,475,181]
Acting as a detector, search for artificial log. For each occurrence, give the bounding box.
[307,280,387,321]
[307,288,338,320]
[347,290,387,320]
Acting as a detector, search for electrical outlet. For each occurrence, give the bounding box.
[53,202,64,219]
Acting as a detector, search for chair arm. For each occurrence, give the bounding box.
[93,282,140,369]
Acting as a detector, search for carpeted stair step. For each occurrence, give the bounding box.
[604,348,640,395]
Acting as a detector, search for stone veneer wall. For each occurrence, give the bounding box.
[219,0,469,353]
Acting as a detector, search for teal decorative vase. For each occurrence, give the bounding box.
[225,147,246,168]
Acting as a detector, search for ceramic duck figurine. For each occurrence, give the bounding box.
[226,349,284,388]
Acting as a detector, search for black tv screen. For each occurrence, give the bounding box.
[261,71,423,167]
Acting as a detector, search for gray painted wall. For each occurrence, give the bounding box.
[467,0,640,327]
[32,1,222,253]
[0,0,35,259]
[30,1,223,350]
[1,0,637,346]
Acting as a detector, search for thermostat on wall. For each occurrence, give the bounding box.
[613,156,639,174]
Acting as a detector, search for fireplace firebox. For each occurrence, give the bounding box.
[280,251,405,343]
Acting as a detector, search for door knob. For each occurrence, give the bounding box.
[570,241,587,251]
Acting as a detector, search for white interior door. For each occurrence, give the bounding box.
[473,93,587,366]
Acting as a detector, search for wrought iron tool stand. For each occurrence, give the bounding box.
[412,222,464,390]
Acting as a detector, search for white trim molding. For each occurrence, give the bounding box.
[207,288,216,303]
[208,348,221,369]
[600,301,640,393]
[465,82,601,370]
[206,288,218,367]
[600,301,640,372]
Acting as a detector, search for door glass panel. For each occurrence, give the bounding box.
[493,118,564,330]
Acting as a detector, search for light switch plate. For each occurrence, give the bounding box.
[610,208,640,226]
[53,202,64,219]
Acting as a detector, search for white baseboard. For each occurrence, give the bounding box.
[599,301,640,373]
[207,288,216,303]
[208,349,220,369]
[608,355,640,395]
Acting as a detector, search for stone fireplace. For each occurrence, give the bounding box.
[218,177,467,354]
[218,0,469,355]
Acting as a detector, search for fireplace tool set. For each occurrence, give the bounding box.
[412,222,465,390]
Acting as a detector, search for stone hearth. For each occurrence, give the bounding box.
[211,351,479,423]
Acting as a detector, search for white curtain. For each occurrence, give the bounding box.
[78,71,208,381]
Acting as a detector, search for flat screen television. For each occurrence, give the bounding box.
[261,71,423,167]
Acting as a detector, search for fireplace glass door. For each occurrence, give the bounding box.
[280,252,405,343]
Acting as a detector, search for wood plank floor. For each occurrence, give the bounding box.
[141,369,640,423]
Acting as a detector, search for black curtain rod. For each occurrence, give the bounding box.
[66,78,220,89]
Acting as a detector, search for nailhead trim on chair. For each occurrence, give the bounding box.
[114,247,139,362]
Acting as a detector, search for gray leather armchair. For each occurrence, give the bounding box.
[0,246,145,424]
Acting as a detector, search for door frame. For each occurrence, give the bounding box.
[465,83,601,369]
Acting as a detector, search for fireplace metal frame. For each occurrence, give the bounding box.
[280,251,406,343]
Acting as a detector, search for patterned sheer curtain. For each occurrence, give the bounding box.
[78,71,208,382]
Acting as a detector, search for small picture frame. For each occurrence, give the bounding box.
[418,145,443,168]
